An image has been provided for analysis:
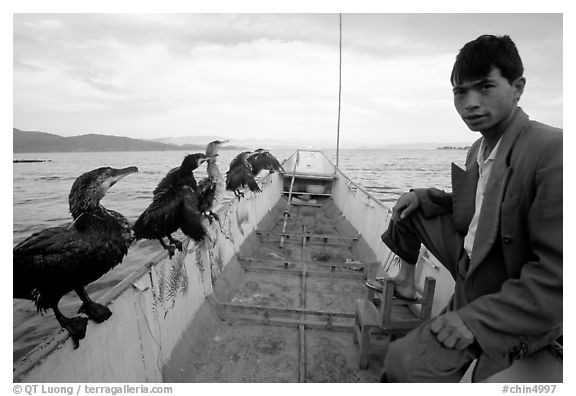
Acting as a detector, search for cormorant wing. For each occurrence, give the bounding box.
[13,226,104,297]
[247,151,284,175]
[246,177,262,193]
[197,177,217,213]
[179,188,206,241]
[227,165,262,193]
[225,164,254,191]
[153,166,199,195]
[228,152,250,170]
[153,166,180,195]
[14,226,85,261]
[133,188,185,239]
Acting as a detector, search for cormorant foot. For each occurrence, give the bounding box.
[78,301,112,323]
[210,211,220,222]
[165,245,177,259]
[234,190,245,200]
[62,316,88,349]
[173,239,183,252]
[204,211,219,224]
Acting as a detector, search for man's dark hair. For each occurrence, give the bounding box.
[450,34,524,86]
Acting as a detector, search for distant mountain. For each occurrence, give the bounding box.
[147,135,229,146]
[150,136,476,150]
[13,128,475,153]
[13,128,207,153]
[149,135,337,150]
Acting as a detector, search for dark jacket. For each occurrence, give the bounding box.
[413,108,562,381]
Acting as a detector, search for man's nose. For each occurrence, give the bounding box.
[463,91,481,110]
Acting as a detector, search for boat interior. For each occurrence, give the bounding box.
[163,195,385,382]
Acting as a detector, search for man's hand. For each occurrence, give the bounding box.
[392,191,420,220]
[430,312,475,350]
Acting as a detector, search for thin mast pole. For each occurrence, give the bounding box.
[336,13,342,168]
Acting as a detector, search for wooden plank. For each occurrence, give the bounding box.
[219,301,355,319]
[224,315,354,332]
[355,299,379,328]
[238,256,368,268]
[238,257,368,273]
[283,191,332,197]
[299,229,307,383]
[299,325,306,382]
[240,265,365,280]
[255,230,359,241]
[288,201,324,207]
[258,237,353,248]
[283,172,336,180]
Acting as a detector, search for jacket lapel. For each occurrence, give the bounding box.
[467,108,529,275]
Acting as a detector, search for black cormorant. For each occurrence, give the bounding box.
[133,153,209,258]
[197,140,228,223]
[247,149,284,176]
[225,151,261,199]
[13,166,139,348]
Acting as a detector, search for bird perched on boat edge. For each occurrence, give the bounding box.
[225,151,261,199]
[133,153,211,258]
[247,148,284,176]
[197,140,229,223]
[13,166,139,349]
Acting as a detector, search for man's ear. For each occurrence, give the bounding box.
[513,76,526,103]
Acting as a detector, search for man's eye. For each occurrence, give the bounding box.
[481,84,494,91]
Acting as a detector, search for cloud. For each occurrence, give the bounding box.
[12,13,563,145]
[25,18,63,31]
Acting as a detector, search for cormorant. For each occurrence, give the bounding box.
[13,166,139,348]
[197,140,228,223]
[225,151,261,199]
[247,149,284,176]
[133,153,210,258]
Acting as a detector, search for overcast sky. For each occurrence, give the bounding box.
[13,13,562,147]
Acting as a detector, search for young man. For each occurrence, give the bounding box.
[379,35,562,382]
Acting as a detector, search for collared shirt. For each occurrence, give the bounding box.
[464,137,503,258]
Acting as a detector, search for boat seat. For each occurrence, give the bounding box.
[353,275,436,369]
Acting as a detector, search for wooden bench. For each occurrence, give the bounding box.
[353,275,436,369]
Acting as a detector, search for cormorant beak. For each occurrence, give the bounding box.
[108,166,139,187]
[218,140,230,145]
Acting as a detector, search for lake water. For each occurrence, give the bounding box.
[12,148,467,362]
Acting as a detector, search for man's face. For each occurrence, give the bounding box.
[452,67,524,133]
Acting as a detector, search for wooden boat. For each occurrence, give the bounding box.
[13,149,562,383]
